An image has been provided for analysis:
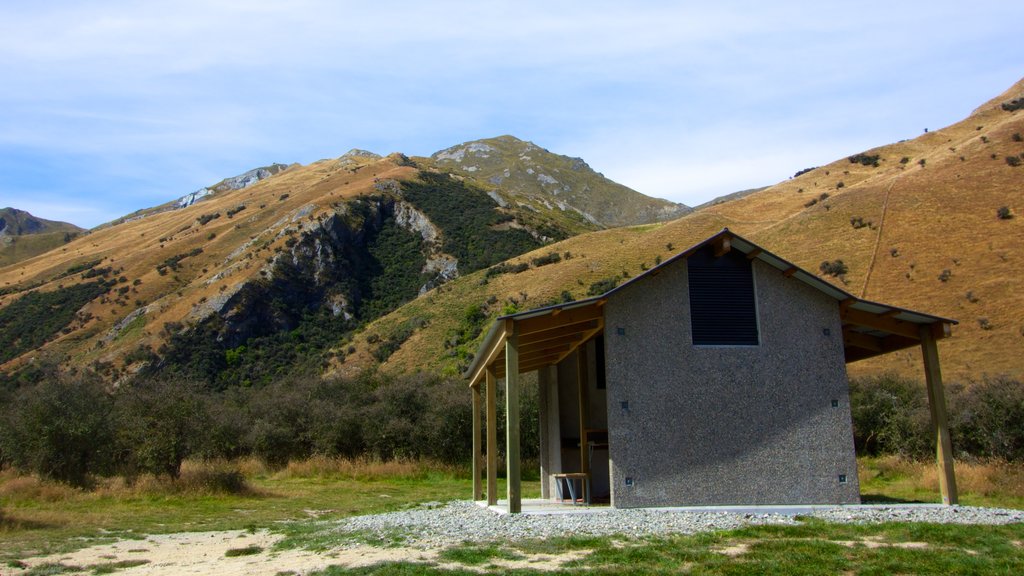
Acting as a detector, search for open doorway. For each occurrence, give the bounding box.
[539,334,609,504]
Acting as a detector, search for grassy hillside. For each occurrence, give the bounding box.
[346,78,1024,382]
[0,138,687,382]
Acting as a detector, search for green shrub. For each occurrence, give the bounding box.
[997,206,1013,220]
[849,375,932,458]
[819,260,847,277]
[848,153,880,167]
[949,376,1024,460]
[0,375,115,486]
[484,262,529,280]
[0,282,107,363]
[197,213,220,225]
[530,252,562,267]
[1006,156,1022,167]
[1001,98,1024,112]
[114,379,209,478]
[587,277,620,296]
[400,171,542,271]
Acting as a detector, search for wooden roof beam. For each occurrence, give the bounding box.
[551,319,605,367]
[842,307,922,340]
[519,343,575,365]
[468,327,508,388]
[516,304,604,337]
[843,327,882,352]
[518,320,599,348]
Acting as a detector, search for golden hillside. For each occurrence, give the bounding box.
[0,155,416,376]
[351,78,1024,383]
[0,140,687,382]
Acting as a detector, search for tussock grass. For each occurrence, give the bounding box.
[0,461,253,500]
[271,456,461,481]
[224,545,262,557]
[859,456,1024,507]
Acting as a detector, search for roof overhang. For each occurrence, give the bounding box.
[465,229,955,387]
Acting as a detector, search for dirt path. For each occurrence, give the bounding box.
[7,530,436,576]
[7,528,584,575]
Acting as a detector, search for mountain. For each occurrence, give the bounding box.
[0,208,85,268]
[0,139,687,384]
[102,163,292,228]
[341,78,1024,383]
[420,136,690,227]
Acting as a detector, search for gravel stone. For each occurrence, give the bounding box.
[326,500,1024,549]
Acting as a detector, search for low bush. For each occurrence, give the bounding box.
[1001,98,1024,112]
[530,252,562,267]
[587,276,620,296]
[819,260,847,277]
[997,206,1013,220]
[850,374,1024,461]
[848,153,880,167]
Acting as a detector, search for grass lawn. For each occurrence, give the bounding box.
[307,521,1024,575]
[2,456,1022,571]
[0,460,534,562]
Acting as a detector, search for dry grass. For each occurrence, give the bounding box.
[0,456,463,503]
[272,455,460,480]
[366,78,1024,382]
[859,455,1024,507]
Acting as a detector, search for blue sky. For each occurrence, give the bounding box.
[1,1,1021,228]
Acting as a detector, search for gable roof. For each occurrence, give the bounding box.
[466,229,956,387]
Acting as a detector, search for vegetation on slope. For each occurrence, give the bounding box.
[0,282,107,363]
[400,171,542,270]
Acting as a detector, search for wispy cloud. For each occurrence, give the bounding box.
[0,1,1021,227]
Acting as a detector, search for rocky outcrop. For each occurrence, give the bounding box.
[175,195,458,353]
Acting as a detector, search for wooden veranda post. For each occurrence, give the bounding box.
[505,320,522,514]
[486,367,498,505]
[471,384,482,501]
[920,325,958,505]
[577,345,589,504]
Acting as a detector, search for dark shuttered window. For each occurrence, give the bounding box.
[687,245,759,345]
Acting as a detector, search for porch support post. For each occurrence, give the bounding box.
[471,384,482,501]
[920,325,958,505]
[486,367,498,505]
[577,344,589,503]
[505,320,522,514]
[538,365,550,499]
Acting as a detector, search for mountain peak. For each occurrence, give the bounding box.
[426,136,689,227]
[0,207,83,237]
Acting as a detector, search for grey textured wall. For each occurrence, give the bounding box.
[603,257,860,507]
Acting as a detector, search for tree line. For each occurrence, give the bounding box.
[0,367,1019,488]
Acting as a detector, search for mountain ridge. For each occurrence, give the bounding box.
[0,208,85,268]
[340,78,1024,382]
[0,137,688,383]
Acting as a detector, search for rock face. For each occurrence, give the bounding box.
[155,192,461,378]
[175,164,289,209]
[213,164,289,192]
